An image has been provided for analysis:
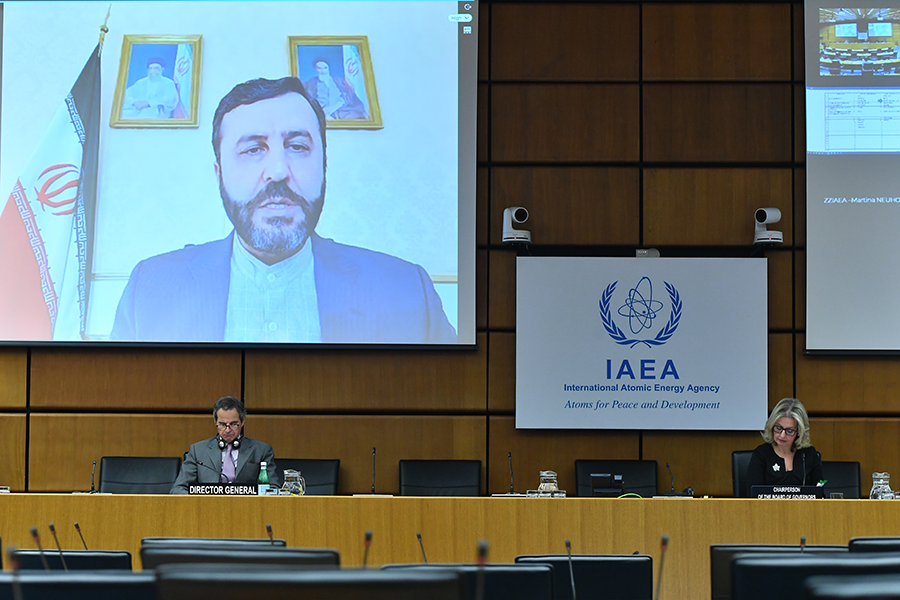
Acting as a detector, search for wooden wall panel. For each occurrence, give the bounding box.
[643,84,792,162]
[492,3,639,81]
[642,430,764,497]
[769,333,795,406]
[251,415,487,495]
[477,249,488,331]
[796,334,900,414]
[491,167,641,245]
[0,415,27,491]
[795,168,806,245]
[794,2,805,82]
[0,349,26,408]
[795,249,807,329]
[488,249,516,330]
[488,332,515,413]
[491,84,640,162]
[795,83,806,162]
[812,418,900,494]
[478,82,488,163]
[488,416,639,495]
[244,336,487,412]
[28,414,211,492]
[477,166,488,247]
[29,349,241,410]
[643,168,793,245]
[768,251,793,331]
[643,4,791,81]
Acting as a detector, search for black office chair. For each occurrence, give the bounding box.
[731,553,900,600]
[277,459,340,495]
[574,459,658,497]
[398,460,482,496]
[98,456,182,494]
[849,537,900,552]
[822,461,861,499]
[709,544,847,600]
[516,554,653,600]
[140,547,340,570]
[731,450,753,498]
[382,563,553,600]
[0,571,154,600]
[12,549,132,570]
[155,564,464,600]
[805,573,900,599]
[141,537,286,548]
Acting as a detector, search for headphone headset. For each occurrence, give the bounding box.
[216,434,242,450]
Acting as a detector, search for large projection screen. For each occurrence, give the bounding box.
[0,0,477,346]
[806,3,900,352]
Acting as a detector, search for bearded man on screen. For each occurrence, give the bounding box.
[111,77,455,343]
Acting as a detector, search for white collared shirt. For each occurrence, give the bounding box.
[224,236,322,342]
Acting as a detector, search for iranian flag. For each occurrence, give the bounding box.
[0,44,101,341]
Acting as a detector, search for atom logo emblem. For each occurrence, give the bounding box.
[599,278,682,348]
[619,276,664,334]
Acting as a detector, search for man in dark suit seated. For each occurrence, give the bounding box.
[170,396,280,494]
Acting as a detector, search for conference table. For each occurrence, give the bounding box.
[0,495,892,598]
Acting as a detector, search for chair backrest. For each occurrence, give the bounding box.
[822,461,861,499]
[141,537,286,548]
[140,547,340,570]
[99,456,182,494]
[516,554,653,600]
[0,571,154,600]
[709,544,847,600]
[155,564,464,600]
[731,450,753,498]
[574,460,658,497]
[12,549,133,570]
[381,563,553,600]
[805,573,900,599]
[398,460,482,496]
[277,459,340,495]
[731,553,900,600]
[849,537,900,552]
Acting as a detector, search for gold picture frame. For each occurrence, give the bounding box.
[289,35,383,130]
[110,35,202,128]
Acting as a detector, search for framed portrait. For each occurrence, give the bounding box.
[289,35,383,129]
[110,35,202,128]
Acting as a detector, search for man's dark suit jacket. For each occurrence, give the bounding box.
[170,436,280,494]
[110,233,457,343]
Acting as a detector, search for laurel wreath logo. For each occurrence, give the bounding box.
[599,280,682,348]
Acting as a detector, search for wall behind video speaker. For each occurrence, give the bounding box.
[3,0,899,497]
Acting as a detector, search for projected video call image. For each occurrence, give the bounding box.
[819,8,900,76]
[0,1,477,346]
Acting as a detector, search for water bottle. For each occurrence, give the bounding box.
[258,461,270,495]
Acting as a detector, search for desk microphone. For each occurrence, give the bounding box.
[802,453,807,486]
[363,530,373,568]
[266,524,274,546]
[29,526,50,571]
[48,523,68,571]
[74,522,88,550]
[566,539,577,600]
[654,534,668,600]
[800,536,806,552]
[197,461,225,481]
[89,460,99,494]
[371,447,377,494]
[508,452,514,494]
[474,540,488,600]
[417,532,427,563]
[7,545,23,600]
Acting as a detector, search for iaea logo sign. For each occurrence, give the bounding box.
[599,277,682,348]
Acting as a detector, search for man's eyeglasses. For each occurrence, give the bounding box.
[773,425,797,436]
[217,421,242,430]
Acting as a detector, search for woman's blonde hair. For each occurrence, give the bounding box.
[761,397,811,451]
